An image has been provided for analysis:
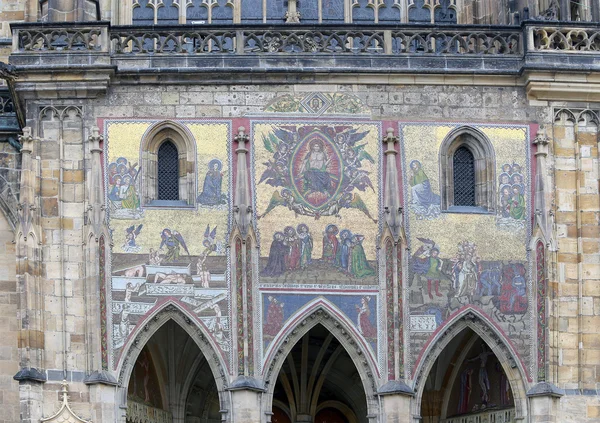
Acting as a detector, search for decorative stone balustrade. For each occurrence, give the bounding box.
[126,400,172,423]
[530,26,600,51]
[442,408,514,423]
[108,25,520,55]
[7,22,600,74]
[12,22,109,52]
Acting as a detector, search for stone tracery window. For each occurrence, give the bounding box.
[157,141,179,201]
[141,122,196,207]
[439,127,495,212]
[452,146,476,207]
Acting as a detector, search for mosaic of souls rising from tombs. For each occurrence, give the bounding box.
[257,125,378,222]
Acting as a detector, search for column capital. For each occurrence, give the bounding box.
[88,126,103,153]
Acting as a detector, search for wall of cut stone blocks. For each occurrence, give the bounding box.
[550,110,600,421]
[2,80,595,423]
[0,209,19,422]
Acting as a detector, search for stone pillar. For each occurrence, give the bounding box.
[527,382,564,423]
[379,381,414,423]
[83,126,117,388]
[228,378,264,423]
[14,128,44,377]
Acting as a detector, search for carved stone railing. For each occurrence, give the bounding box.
[8,22,600,74]
[530,25,600,51]
[442,407,514,423]
[126,400,172,423]
[109,25,521,56]
[11,22,109,53]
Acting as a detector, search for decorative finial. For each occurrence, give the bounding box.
[533,130,550,146]
[235,126,249,143]
[383,127,398,144]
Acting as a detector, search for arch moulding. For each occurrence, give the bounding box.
[116,302,230,416]
[139,120,197,206]
[261,299,380,422]
[410,306,530,422]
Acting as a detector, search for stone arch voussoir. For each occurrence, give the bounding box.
[116,301,230,410]
[262,299,380,419]
[411,306,529,421]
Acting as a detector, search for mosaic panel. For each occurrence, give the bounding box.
[253,120,382,368]
[385,240,395,380]
[400,123,532,377]
[104,120,231,370]
[262,93,370,118]
[261,292,379,355]
[536,240,547,382]
[253,121,381,287]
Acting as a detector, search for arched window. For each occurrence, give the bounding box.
[439,126,495,212]
[157,141,179,201]
[141,121,196,207]
[452,147,476,207]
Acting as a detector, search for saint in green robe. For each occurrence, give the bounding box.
[509,192,526,220]
[350,237,375,278]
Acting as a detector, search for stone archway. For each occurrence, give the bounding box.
[411,308,529,423]
[262,302,380,423]
[117,303,230,423]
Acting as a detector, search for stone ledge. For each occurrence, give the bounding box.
[84,370,118,386]
[227,376,265,392]
[378,380,415,396]
[526,382,565,398]
[13,367,47,383]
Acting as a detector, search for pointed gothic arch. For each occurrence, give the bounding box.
[262,299,380,421]
[439,125,496,213]
[411,307,529,421]
[139,120,197,207]
[116,302,230,416]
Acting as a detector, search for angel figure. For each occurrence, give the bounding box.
[317,192,377,223]
[347,168,375,192]
[197,225,219,287]
[258,189,316,219]
[258,161,288,187]
[160,228,189,263]
[122,224,143,252]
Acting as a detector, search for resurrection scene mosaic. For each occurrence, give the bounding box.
[104,120,231,368]
[400,123,532,378]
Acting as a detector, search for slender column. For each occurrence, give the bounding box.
[14,128,45,423]
[382,128,402,237]
[533,131,552,242]
[234,126,252,235]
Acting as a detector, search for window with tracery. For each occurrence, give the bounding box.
[141,122,196,207]
[440,127,496,212]
[452,147,476,207]
[157,141,179,201]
